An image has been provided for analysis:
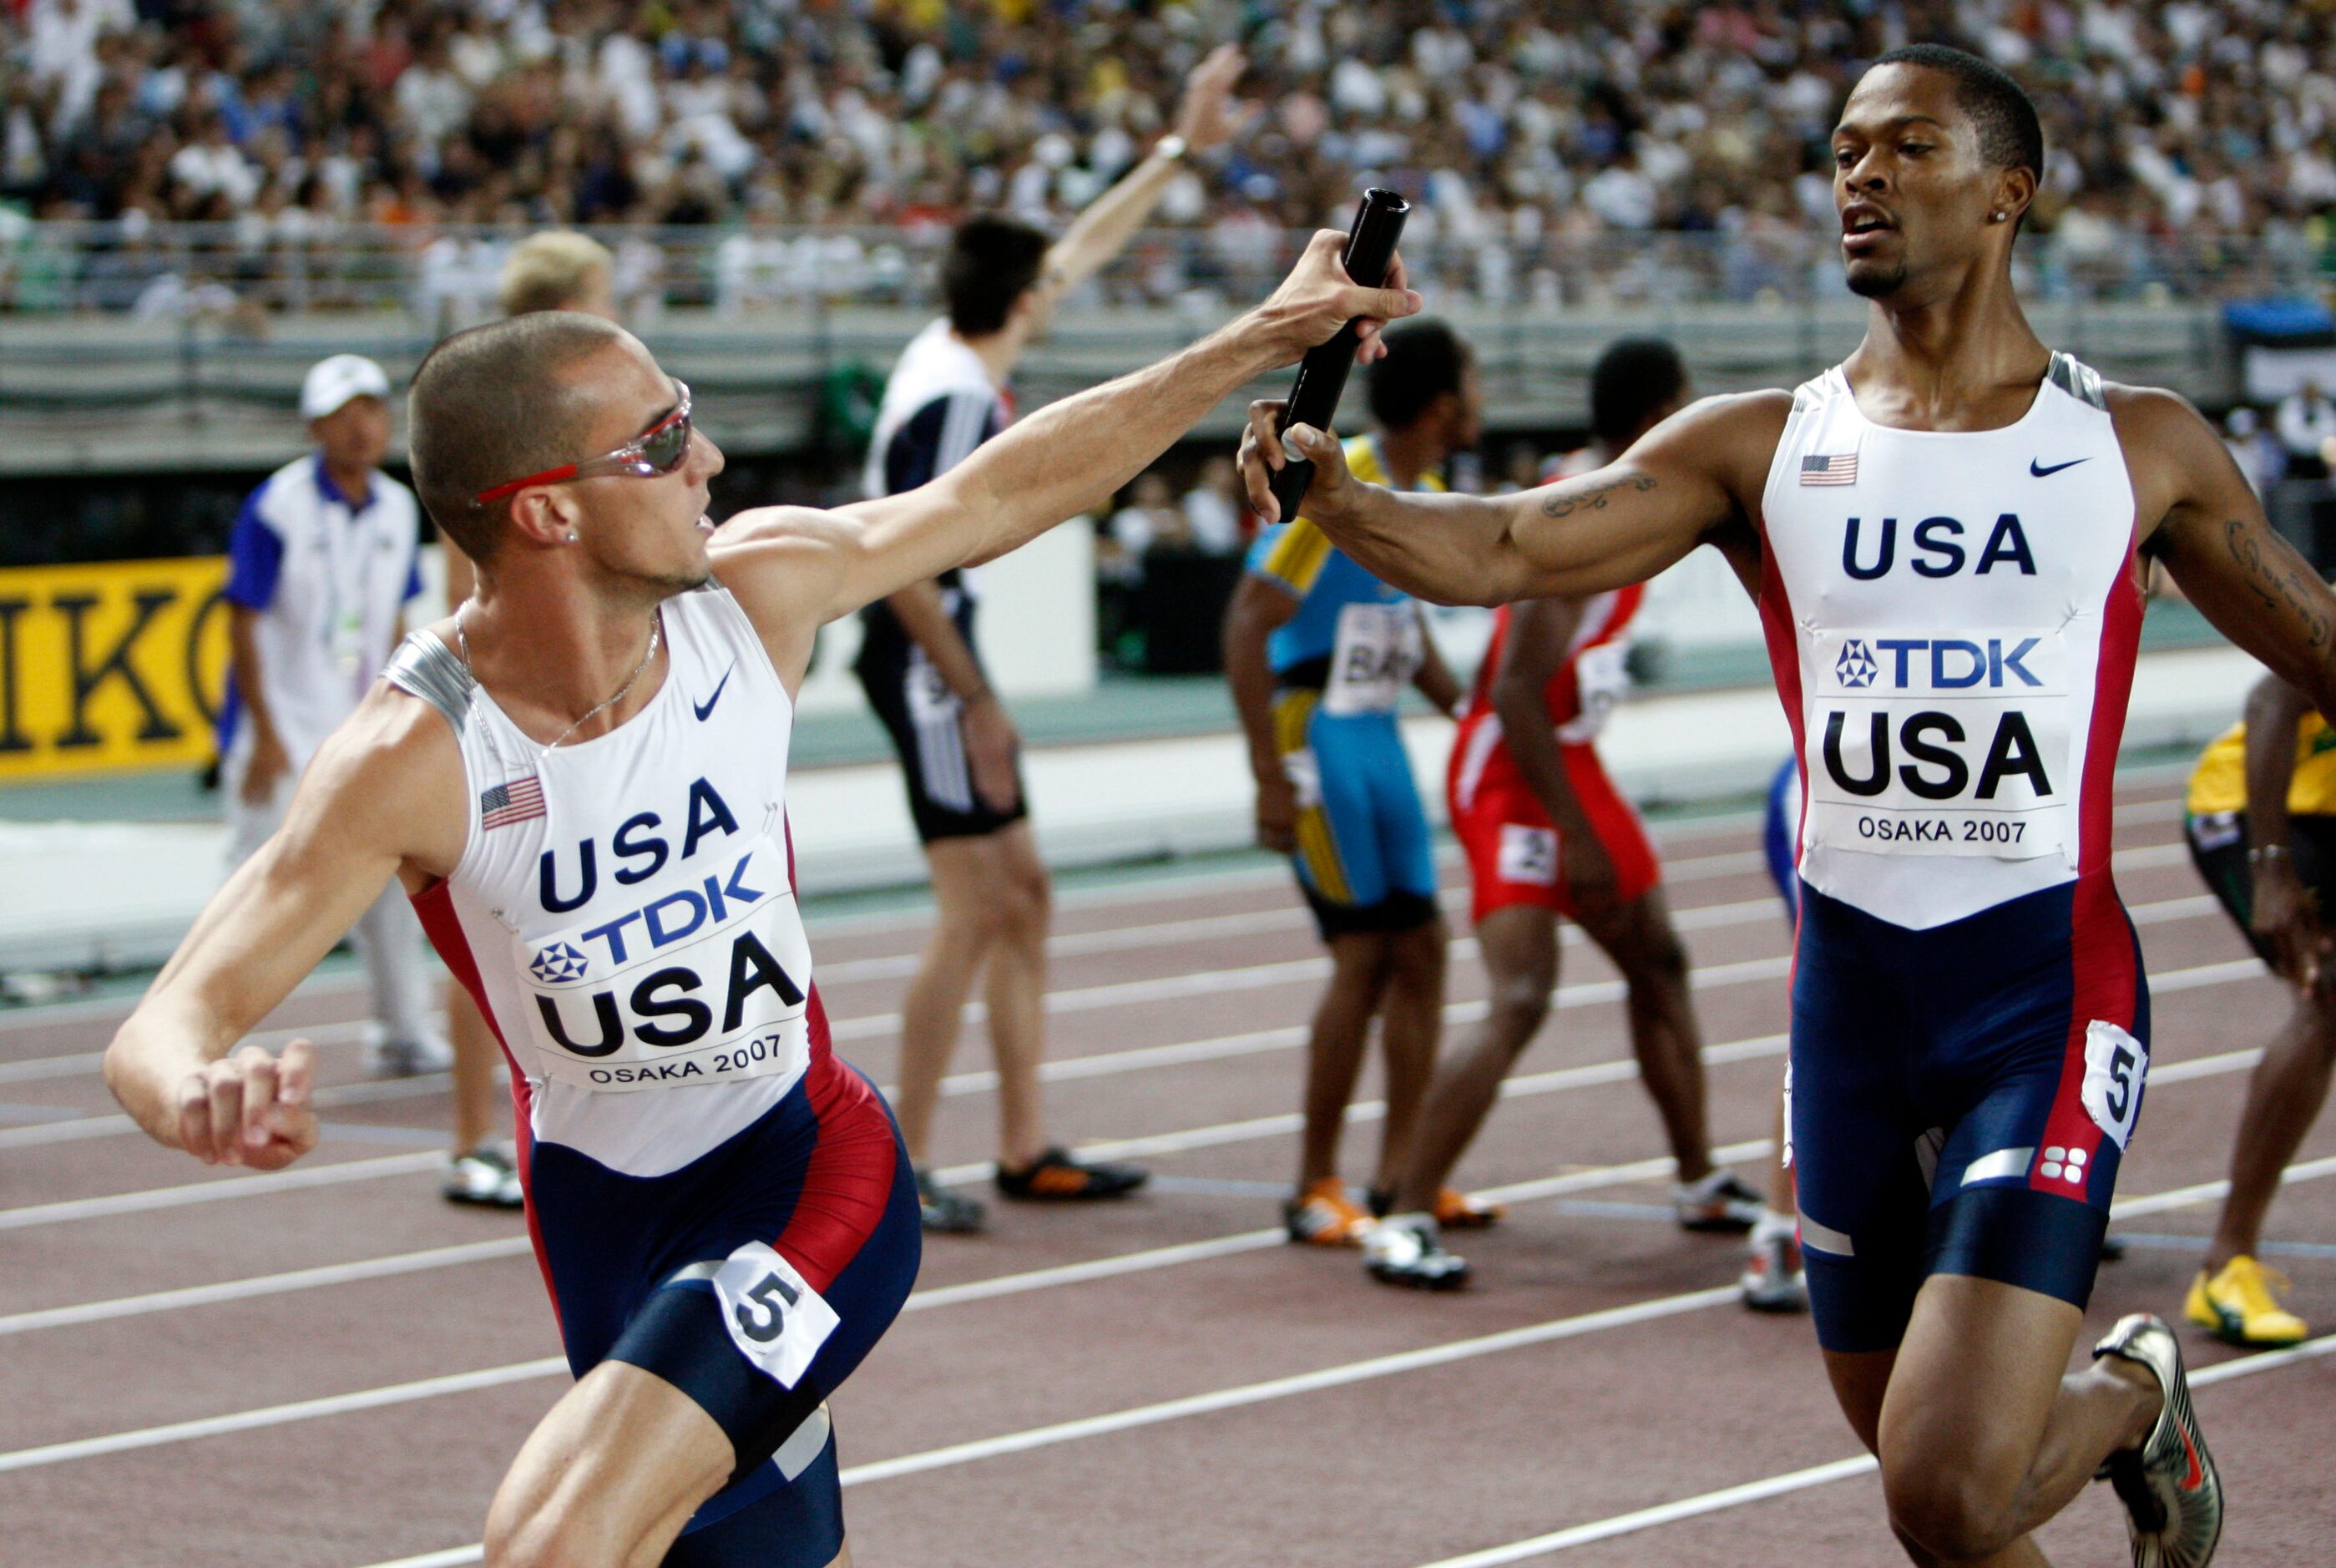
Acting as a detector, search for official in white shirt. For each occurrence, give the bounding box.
[219,353,445,1075]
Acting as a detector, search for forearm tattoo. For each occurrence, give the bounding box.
[1540,473,1656,518]
[2225,517,2333,651]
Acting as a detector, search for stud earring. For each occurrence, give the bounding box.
[1992,211,2006,221]
[566,530,579,543]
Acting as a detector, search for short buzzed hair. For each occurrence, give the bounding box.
[1870,44,2045,180]
[408,313,626,560]
[944,215,1050,336]
[1590,337,1687,448]
[1368,319,1472,432]
[498,230,614,317]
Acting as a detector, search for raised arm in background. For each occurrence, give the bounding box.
[1029,44,1248,315]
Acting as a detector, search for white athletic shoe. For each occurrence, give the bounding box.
[367,1032,454,1078]
[1675,1169,1764,1232]
[1363,1216,1471,1291]
[442,1144,525,1209]
[1740,1222,1809,1313]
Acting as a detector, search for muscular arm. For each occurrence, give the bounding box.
[1221,574,1301,852]
[712,231,1418,685]
[1237,392,1787,607]
[2126,387,2336,717]
[105,692,467,1166]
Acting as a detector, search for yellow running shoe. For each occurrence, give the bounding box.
[1284,1177,1375,1246]
[2184,1256,2308,1348]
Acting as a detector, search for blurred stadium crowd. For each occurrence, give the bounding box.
[3,0,2336,313]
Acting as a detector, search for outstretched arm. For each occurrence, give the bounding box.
[104,695,465,1168]
[714,231,1419,683]
[1235,392,1788,607]
[2129,387,2336,719]
[1029,45,1246,312]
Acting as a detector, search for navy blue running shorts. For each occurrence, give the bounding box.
[527,1050,921,1563]
[1789,876,2149,1353]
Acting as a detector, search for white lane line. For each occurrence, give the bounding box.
[0,1153,442,1232]
[0,822,2201,1073]
[0,1145,1779,1471]
[1408,1331,2336,1566]
[0,1357,571,1475]
[2110,1153,2336,1220]
[841,1287,1742,1487]
[0,943,2277,1232]
[0,1066,453,1151]
[349,1160,2336,1568]
[5,1143,2308,1497]
[0,1237,538,1338]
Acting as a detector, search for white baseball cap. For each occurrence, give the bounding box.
[301,353,392,420]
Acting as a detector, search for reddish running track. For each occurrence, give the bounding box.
[0,771,2328,1567]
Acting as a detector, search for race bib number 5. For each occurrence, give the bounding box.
[706,1242,840,1389]
[1803,628,2070,859]
[513,835,815,1091]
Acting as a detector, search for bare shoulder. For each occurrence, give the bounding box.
[2101,381,2217,445]
[291,681,471,880]
[1628,388,1795,492]
[707,504,853,621]
[2101,381,2248,539]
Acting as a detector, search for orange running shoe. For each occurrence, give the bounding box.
[1284,1177,1374,1245]
[1434,1188,1506,1229]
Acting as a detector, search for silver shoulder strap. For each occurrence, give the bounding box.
[2047,352,2107,412]
[382,630,475,737]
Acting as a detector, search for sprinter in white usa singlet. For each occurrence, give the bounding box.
[1244,43,2331,1568]
[104,237,1409,1568]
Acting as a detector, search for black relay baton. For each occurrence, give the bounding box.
[1268,187,1411,523]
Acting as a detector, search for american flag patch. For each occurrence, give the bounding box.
[480,776,545,830]
[1801,453,1858,486]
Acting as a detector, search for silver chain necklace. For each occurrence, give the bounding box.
[453,603,664,757]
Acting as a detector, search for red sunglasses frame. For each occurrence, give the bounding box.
[474,382,695,504]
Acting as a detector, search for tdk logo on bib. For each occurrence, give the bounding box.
[1833,636,2045,692]
[1834,640,1879,689]
[530,943,589,984]
[514,833,817,1091]
[1804,627,2070,860]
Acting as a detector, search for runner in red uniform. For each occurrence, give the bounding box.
[1366,338,1760,1288]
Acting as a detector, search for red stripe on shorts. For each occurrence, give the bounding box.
[772,1028,899,1293]
[2032,536,2147,1191]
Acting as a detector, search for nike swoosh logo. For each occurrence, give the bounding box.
[2030,457,2090,478]
[693,667,733,721]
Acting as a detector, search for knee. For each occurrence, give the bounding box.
[483,1498,616,1568]
[1486,971,1551,1039]
[1882,1462,2020,1563]
[994,862,1051,943]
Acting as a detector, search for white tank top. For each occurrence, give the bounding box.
[386,587,822,1176]
[1757,353,2143,929]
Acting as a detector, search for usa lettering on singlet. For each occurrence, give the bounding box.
[1757,352,2141,930]
[387,587,822,1176]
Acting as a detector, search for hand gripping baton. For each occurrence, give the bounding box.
[1268,187,1411,524]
